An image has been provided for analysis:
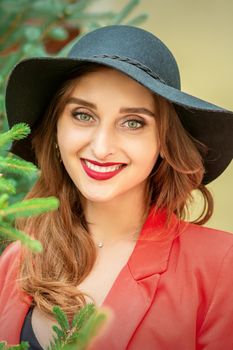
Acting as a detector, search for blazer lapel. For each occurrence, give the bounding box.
[90,208,180,350]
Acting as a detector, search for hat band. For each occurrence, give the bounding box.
[92,54,166,84]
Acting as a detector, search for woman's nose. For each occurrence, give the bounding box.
[90,126,117,160]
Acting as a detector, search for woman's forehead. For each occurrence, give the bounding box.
[66,67,156,107]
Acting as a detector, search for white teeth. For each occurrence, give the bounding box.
[84,160,122,173]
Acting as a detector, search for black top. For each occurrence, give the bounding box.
[20,307,44,350]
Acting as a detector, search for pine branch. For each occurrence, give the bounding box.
[63,0,93,16]
[0,156,38,176]
[0,194,9,208]
[0,123,58,252]
[0,177,16,194]
[126,13,148,26]
[0,123,30,148]
[71,303,96,329]
[53,306,70,332]
[0,197,59,220]
[113,0,140,25]
[63,310,108,350]
[0,222,42,253]
[49,329,66,348]
[48,304,108,350]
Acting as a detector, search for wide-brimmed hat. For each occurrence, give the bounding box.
[5,25,233,184]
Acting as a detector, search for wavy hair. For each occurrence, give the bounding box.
[17,63,213,318]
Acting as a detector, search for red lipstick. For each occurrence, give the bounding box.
[81,159,125,181]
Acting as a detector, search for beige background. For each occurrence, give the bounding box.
[92,0,233,232]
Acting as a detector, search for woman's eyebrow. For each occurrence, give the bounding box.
[67,97,96,109]
[119,107,155,118]
[67,97,155,117]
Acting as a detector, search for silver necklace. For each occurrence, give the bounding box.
[96,227,141,248]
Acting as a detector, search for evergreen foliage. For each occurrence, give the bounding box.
[0,123,58,253]
[48,304,108,350]
[0,341,29,350]
[0,304,108,350]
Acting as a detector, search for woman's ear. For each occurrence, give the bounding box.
[160,151,164,159]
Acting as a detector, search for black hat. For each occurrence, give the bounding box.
[6,25,233,184]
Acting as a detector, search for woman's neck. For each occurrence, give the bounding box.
[83,187,149,246]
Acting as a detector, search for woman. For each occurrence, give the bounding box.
[0,25,233,349]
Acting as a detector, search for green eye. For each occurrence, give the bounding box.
[72,111,93,122]
[125,120,144,129]
[78,113,92,121]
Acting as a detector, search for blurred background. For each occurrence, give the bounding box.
[0,0,232,232]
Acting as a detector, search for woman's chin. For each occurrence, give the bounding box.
[79,189,117,204]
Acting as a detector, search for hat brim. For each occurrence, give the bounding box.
[6,56,233,184]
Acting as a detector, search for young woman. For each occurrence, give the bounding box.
[0,25,233,350]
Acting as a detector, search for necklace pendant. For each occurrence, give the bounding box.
[97,242,104,248]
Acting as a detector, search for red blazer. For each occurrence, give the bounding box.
[1,209,233,349]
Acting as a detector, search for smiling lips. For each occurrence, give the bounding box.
[81,158,126,180]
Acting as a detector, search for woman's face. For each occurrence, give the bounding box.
[57,67,160,203]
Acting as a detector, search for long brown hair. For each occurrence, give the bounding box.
[17,63,213,318]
